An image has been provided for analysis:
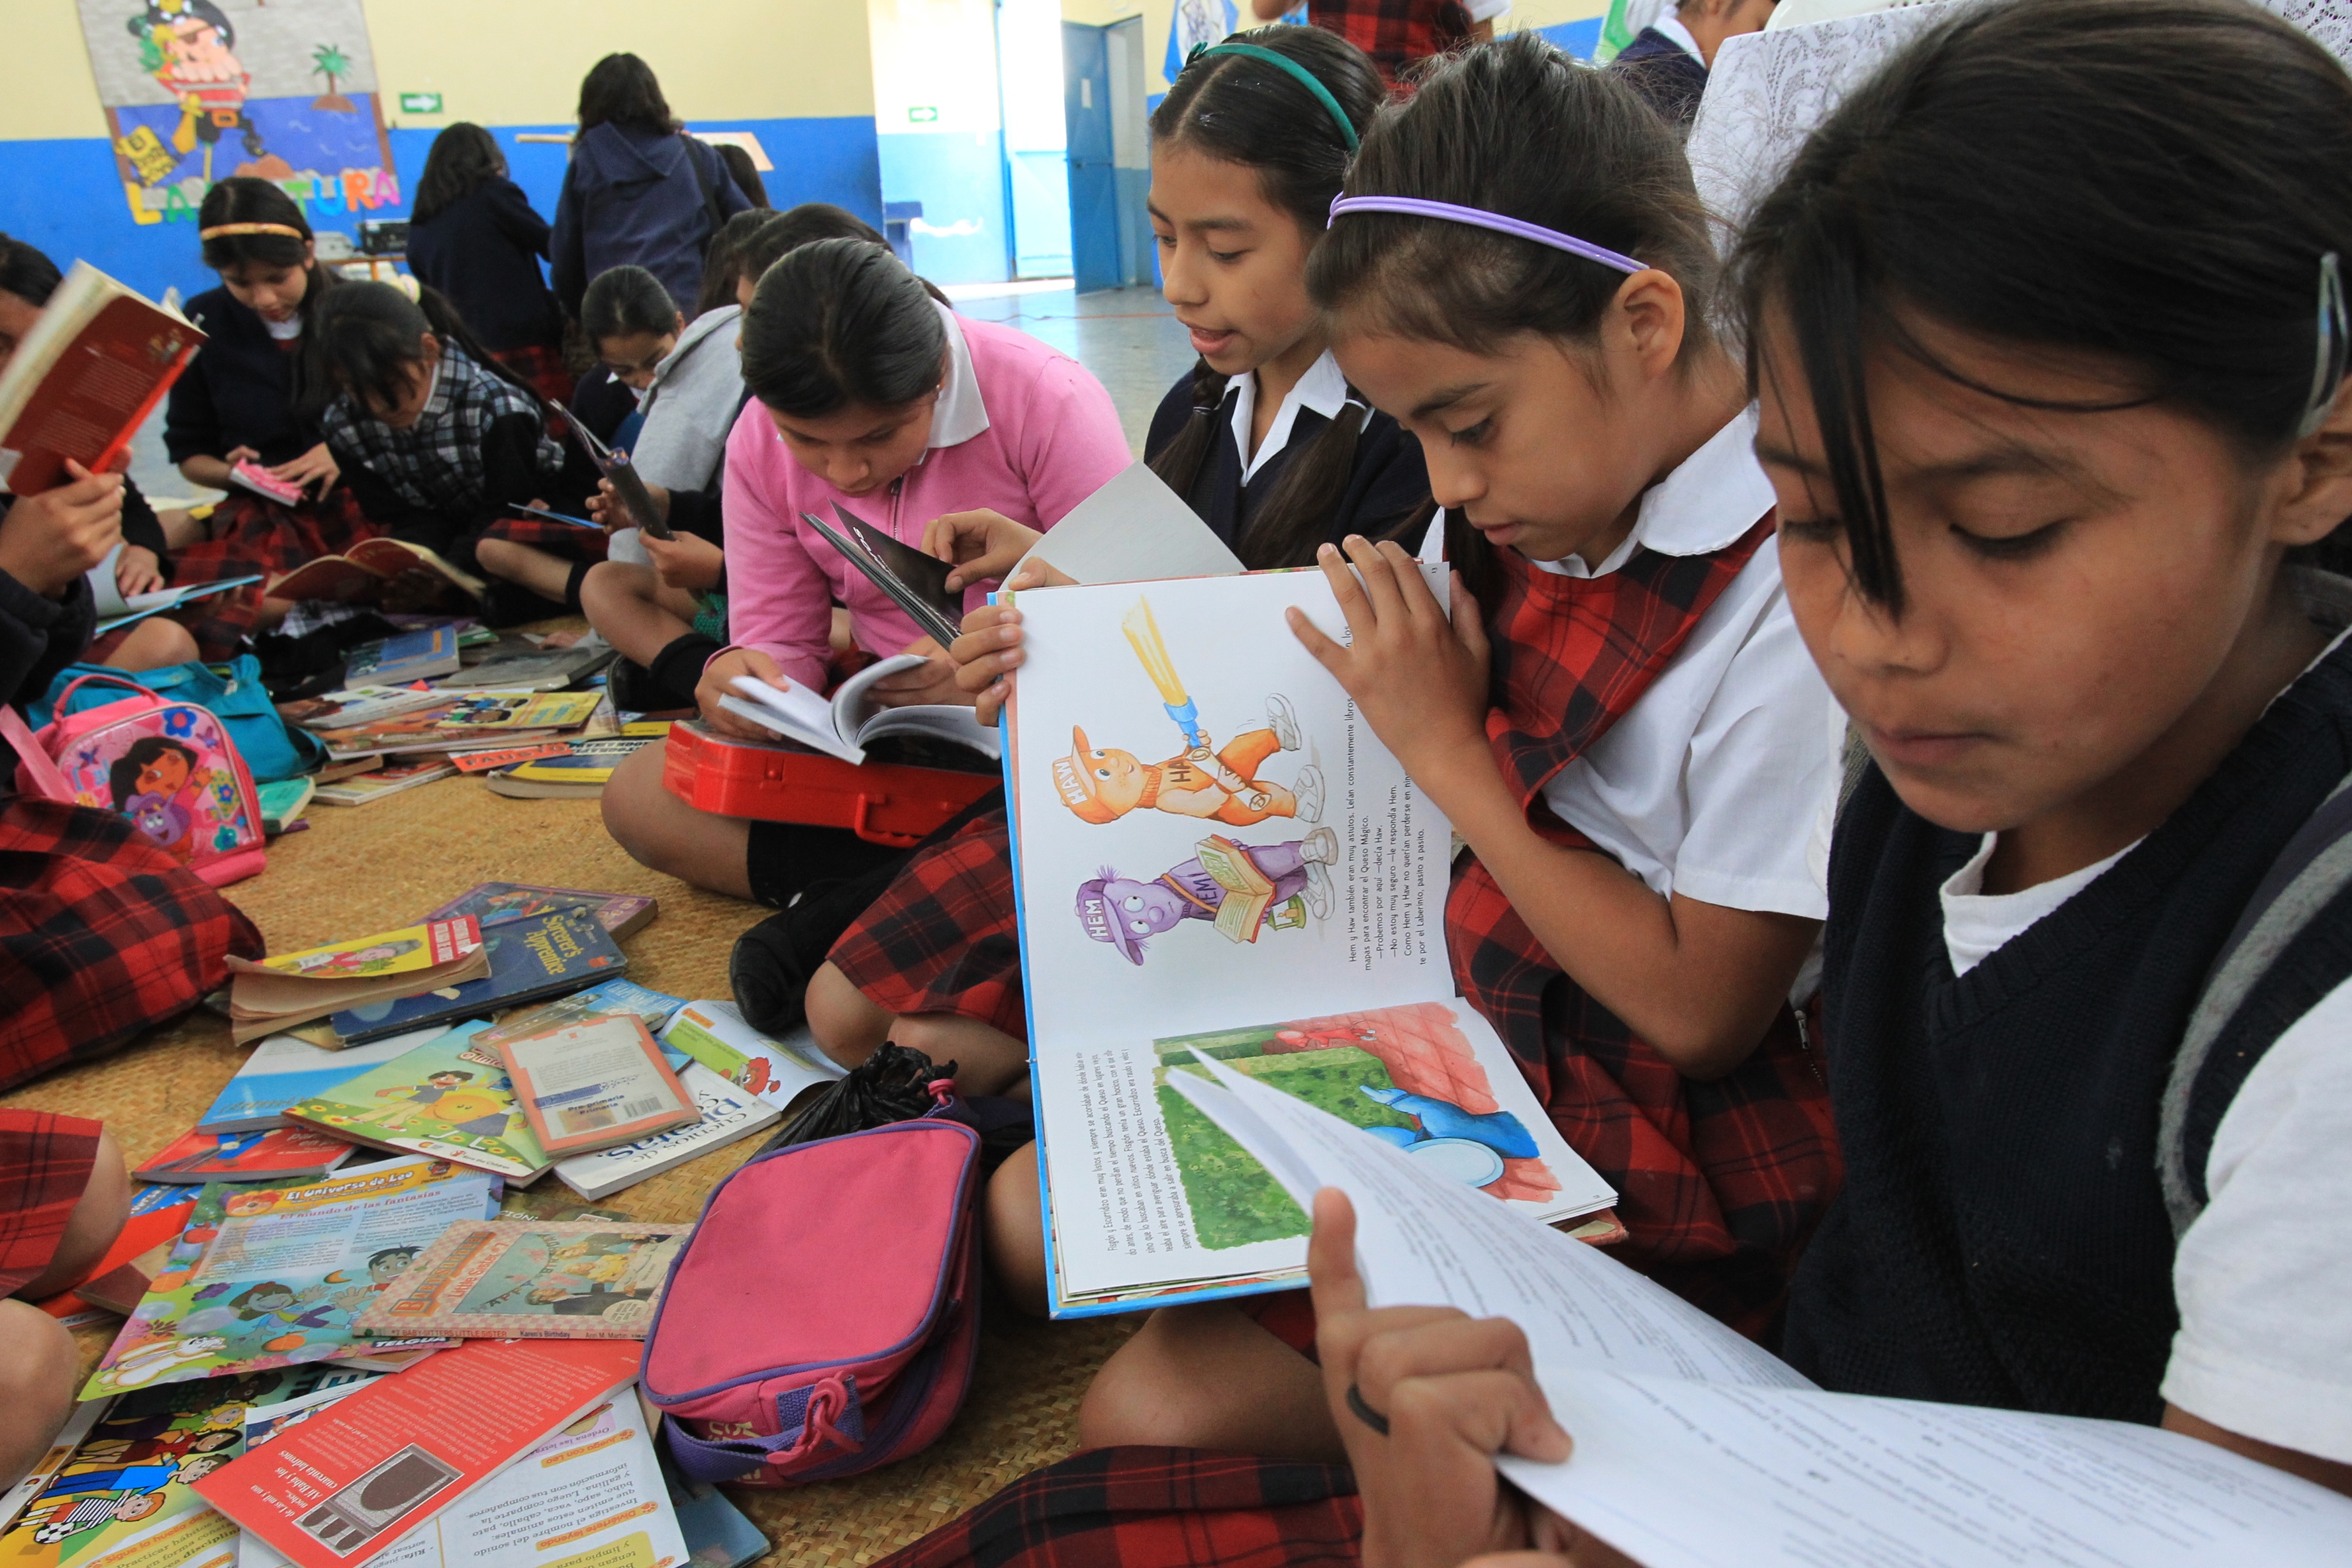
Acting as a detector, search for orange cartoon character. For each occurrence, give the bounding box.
[1054,698,1322,828]
[128,0,264,181]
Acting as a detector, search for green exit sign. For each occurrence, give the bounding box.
[907,106,937,122]
[399,91,444,115]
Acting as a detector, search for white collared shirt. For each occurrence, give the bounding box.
[1533,406,1838,922]
[925,301,991,452]
[1226,351,1351,485]
[1652,13,1706,60]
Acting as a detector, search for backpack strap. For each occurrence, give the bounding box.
[0,703,74,802]
[660,1373,867,1484]
[52,672,163,712]
[2159,765,2352,1236]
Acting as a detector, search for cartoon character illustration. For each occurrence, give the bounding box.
[273,938,424,977]
[107,738,208,859]
[122,790,193,854]
[1356,1087,1539,1159]
[224,1279,366,1332]
[102,1334,229,1389]
[126,0,264,181]
[355,1069,476,1130]
[1054,696,1323,828]
[416,1087,517,1142]
[366,1245,420,1285]
[1077,827,1340,963]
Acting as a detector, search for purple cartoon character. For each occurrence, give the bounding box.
[124,791,192,852]
[1076,827,1338,964]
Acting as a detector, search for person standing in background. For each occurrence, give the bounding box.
[716,144,771,211]
[1249,0,1508,81]
[550,54,750,323]
[407,122,571,405]
[1610,0,1777,128]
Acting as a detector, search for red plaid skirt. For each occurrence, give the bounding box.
[873,1447,1361,1568]
[169,487,381,659]
[0,1109,103,1297]
[478,513,611,563]
[0,797,264,1093]
[491,342,576,410]
[827,805,1026,1038]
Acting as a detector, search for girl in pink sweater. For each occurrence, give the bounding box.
[601,238,1130,904]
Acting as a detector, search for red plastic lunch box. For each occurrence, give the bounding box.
[661,721,998,846]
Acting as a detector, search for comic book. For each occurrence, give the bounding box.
[425,883,660,941]
[1003,569,1618,1315]
[281,1024,554,1183]
[426,691,605,734]
[352,1220,692,1339]
[197,1025,452,1133]
[80,1157,496,1399]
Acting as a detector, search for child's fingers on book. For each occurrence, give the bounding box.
[976,678,1009,726]
[1286,603,1351,673]
[1314,542,1377,632]
[1355,1312,1541,1409]
[1340,534,1410,624]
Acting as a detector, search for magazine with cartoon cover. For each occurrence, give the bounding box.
[81,1158,498,1400]
[352,1220,692,1339]
[1003,570,1616,1314]
[281,1023,554,1181]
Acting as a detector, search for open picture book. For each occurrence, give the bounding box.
[723,652,1000,765]
[1177,1053,2352,1568]
[269,539,485,605]
[1004,569,1617,1314]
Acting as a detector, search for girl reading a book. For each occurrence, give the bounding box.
[1291,3,2352,1560]
[596,236,1129,906]
[164,177,383,658]
[974,34,1843,1467]
[783,25,1430,1088]
[309,282,599,624]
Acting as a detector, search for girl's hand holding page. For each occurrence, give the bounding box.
[1308,1190,1599,1568]
[866,637,972,709]
[587,476,670,530]
[1288,535,1493,787]
[697,647,794,740]
[949,558,1077,724]
[924,508,1042,592]
[115,544,166,597]
[268,442,340,498]
[644,530,722,592]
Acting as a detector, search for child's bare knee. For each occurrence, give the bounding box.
[599,744,671,863]
[579,562,650,622]
[23,1130,128,1300]
[804,963,890,1069]
[0,1300,78,1488]
[983,1142,1049,1316]
[887,1013,1027,1097]
[474,537,522,577]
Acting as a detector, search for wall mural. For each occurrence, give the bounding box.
[76,0,397,229]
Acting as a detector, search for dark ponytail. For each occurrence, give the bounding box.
[1311,31,1719,609]
[581,265,679,346]
[306,280,535,419]
[739,237,946,418]
[1145,25,1398,568]
[1736,0,2352,610]
[412,122,506,225]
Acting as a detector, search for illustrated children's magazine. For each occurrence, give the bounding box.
[196,1025,451,1134]
[282,1023,552,1183]
[226,919,488,1044]
[1003,570,1616,1314]
[81,1157,499,1400]
[354,1220,692,1340]
[134,1126,358,1184]
[426,883,660,941]
[660,1001,842,1108]
[326,910,626,1045]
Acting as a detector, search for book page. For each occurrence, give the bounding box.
[501,1018,692,1150]
[1040,999,1614,1307]
[1008,568,1454,1045]
[1171,1054,1802,1389]
[1502,1373,2352,1568]
[1014,460,1246,586]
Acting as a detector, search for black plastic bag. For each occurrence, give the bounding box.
[754,1041,1034,1173]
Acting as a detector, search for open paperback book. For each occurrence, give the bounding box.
[0,262,203,497]
[722,652,1000,765]
[1004,569,1616,1314]
[1177,1055,2352,1568]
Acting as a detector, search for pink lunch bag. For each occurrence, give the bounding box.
[2,673,267,887]
[642,1116,983,1485]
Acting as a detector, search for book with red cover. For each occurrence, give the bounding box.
[134,1125,358,1184]
[270,538,485,605]
[193,1338,642,1568]
[0,262,203,496]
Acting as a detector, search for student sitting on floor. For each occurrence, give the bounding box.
[0,1117,128,1489]
[989,35,1841,1467]
[576,265,683,455]
[801,25,1426,1091]
[599,236,1129,908]
[406,121,571,407]
[0,236,195,673]
[309,282,597,621]
[580,204,892,711]
[1312,6,2352,1562]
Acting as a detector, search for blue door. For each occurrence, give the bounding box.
[1063,23,1120,294]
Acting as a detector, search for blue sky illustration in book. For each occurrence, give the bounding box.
[75,0,398,230]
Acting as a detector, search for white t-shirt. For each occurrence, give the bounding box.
[1534,407,1838,922]
[1921,633,2352,1465]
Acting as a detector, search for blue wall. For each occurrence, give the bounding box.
[0,115,883,308]
[1538,17,1604,58]
[877,130,1014,285]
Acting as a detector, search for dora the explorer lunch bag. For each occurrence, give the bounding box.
[642,1115,983,1485]
[1,672,266,886]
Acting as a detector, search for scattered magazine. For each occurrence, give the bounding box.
[0,261,203,497]
[0,1385,238,1568]
[1176,1052,2352,1568]
[426,883,660,940]
[803,501,962,646]
[354,1220,691,1339]
[81,1157,496,1399]
[428,690,605,735]
[476,977,687,1047]
[483,731,669,799]
[325,909,627,1045]
[283,1021,550,1181]
[554,1063,783,1200]
[449,740,570,773]
[0,1397,109,1538]
[436,638,616,692]
[281,687,447,731]
[270,540,485,606]
[495,1014,699,1157]
[313,760,458,806]
[344,626,464,685]
[198,1026,452,1132]
[662,999,842,1106]
[134,1125,358,1184]
[1003,569,1614,1314]
[225,918,488,1044]
[721,652,998,765]
[195,1338,648,1568]
[257,776,314,834]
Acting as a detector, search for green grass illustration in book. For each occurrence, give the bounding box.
[1152,1004,1555,1251]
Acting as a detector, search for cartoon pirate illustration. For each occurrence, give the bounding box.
[1076,827,1339,963]
[127,0,265,181]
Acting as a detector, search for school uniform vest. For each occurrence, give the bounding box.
[1786,622,2352,1420]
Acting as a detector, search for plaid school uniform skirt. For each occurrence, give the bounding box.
[477,513,611,564]
[169,487,381,660]
[0,1109,103,1297]
[825,805,1028,1040]
[491,343,577,411]
[871,1447,1362,1568]
[0,796,264,1094]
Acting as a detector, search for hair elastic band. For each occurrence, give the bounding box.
[2299,252,2347,438]
[1188,41,1359,152]
[1326,195,1643,275]
[197,222,307,241]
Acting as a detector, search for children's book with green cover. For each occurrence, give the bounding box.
[281,1022,553,1182]
[81,1157,498,1400]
